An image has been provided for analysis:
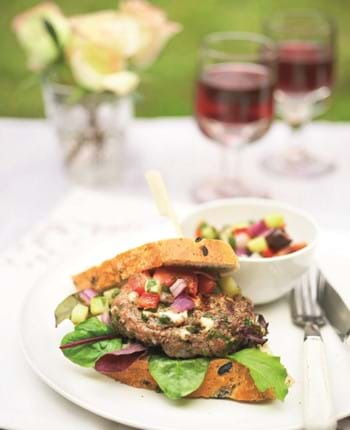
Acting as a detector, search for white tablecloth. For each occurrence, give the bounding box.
[1,117,350,430]
[1,117,350,252]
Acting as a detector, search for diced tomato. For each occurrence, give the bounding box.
[153,268,177,287]
[127,271,150,295]
[276,242,307,256]
[233,227,250,235]
[153,268,198,296]
[182,273,198,296]
[289,242,307,252]
[261,248,275,258]
[198,275,217,295]
[137,292,160,310]
[195,228,202,237]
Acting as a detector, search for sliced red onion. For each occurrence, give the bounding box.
[98,311,111,326]
[235,232,250,249]
[262,228,274,237]
[79,288,97,305]
[95,343,147,373]
[247,220,269,238]
[194,271,216,281]
[236,247,249,257]
[171,293,194,312]
[169,278,187,297]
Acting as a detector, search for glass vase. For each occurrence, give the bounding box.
[42,81,133,187]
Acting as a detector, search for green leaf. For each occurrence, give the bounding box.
[55,293,80,327]
[148,355,209,400]
[60,317,122,367]
[228,348,289,401]
[42,18,61,56]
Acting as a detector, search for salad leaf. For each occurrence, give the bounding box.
[148,355,209,400]
[95,343,147,373]
[228,348,289,401]
[60,317,122,367]
[55,293,80,327]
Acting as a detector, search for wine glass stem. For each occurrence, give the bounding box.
[220,142,243,183]
[289,122,305,149]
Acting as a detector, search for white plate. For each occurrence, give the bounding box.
[20,230,350,430]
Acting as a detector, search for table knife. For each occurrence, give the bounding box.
[317,270,350,348]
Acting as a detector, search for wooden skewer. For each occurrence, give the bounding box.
[145,170,183,237]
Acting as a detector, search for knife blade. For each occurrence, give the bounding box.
[318,270,350,347]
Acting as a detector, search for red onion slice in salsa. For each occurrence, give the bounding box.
[171,293,194,312]
[169,279,187,297]
[79,288,98,305]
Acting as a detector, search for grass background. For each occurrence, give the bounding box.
[2,0,350,119]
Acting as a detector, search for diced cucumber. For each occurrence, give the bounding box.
[219,276,241,297]
[264,213,285,228]
[247,236,268,253]
[145,279,162,294]
[103,288,120,304]
[220,226,236,250]
[201,225,219,240]
[70,303,89,325]
[90,296,107,315]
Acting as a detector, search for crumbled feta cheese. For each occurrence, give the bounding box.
[259,342,272,354]
[128,291,139,303]
[177,327,191,340]
[200,316,214,332]
[142,310,153,318]
[157,310,188,326]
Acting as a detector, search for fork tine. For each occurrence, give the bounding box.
[301,274,312,316]
[291,278,305,326]
[290,268,326,327]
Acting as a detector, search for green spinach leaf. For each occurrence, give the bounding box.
[228,348,289,400]
[148,355,209,400]
[60,317,122,367]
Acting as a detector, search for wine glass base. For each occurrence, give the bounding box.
[261,147,336,178]
[192,177,269,203]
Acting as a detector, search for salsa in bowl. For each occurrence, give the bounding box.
[181,198,318,304]
[195,213,307,259]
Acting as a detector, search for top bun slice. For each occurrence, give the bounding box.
[73,238,239,292]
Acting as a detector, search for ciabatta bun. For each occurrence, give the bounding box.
[100,357,274,402]
[73,238,239,292]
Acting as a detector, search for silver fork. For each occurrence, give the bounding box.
[290,268,336,430]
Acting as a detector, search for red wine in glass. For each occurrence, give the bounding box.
[277,41,334,94]
[195,63,274,145]
[261,11,336,178]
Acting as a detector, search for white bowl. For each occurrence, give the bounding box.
[181,198,319,304]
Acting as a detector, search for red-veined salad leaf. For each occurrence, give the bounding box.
[60,317,122,367]
[95,343,147,373]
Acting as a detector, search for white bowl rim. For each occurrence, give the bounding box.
[181,197,319,264]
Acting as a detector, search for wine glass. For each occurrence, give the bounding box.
[192,32,277,202]
[262,10,336,177]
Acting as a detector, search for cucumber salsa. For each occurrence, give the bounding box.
[195,213,307,258]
